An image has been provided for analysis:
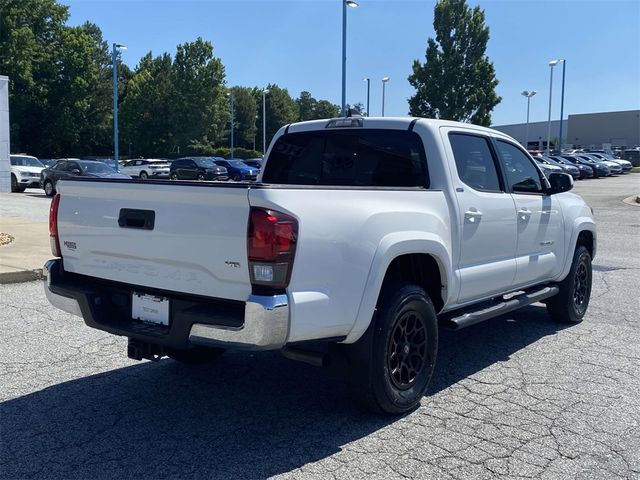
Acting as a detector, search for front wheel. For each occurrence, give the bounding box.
[139,171,148,180]
[346,283,438,415]
[546,245,592,323]
[10,174,24,193]
[170,172,178,180]
[197,173,205,181]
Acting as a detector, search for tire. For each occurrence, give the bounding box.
[166,346,225,365]
[170,172,178,180]
[139,171,148,180]
[232,173,241,182]
[546,245,592,323]
[346,283,438,415]
[44,180,55,197]
[10,174,22,193]
[197,173,205,181]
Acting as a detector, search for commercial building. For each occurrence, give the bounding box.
[493,109,640,151]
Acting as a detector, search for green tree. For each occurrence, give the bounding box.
[0,0,68,154]
[408,0,501,126]
[257,84,297,152]
[297,91,318,121]
[120,52,177,156]
[229,86,258,149]
[296,91,340,122]
[172,37,227,154]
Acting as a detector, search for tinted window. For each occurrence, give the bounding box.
[495,141,543,193]
[262,129,427,187]
[449,133,501,192]
[52,161,67,171]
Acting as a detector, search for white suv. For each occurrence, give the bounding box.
[10,154,45,192]
[120,159,170,179]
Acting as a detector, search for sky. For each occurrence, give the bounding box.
[64,0,640,126]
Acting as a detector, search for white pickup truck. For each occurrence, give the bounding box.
[44,117,596,414]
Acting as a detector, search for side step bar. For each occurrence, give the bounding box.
[440,285,559,330]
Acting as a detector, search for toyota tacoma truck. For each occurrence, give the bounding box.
[44,117,596,414]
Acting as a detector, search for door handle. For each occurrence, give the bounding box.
[517,208,532,219]
[464,209,483,222]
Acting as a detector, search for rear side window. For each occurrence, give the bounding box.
[262,129,428,187]
[449,133,501,192]
[495,140,544,194]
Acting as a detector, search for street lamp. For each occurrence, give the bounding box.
[557,60,567,153]
[341,0,358,117]
[227,92,235,159]
[381,77,390,117]
[112,43,126,170]
[546,59,565,154]
[363,77,370,116]
[262,89,269,156]
[521,90,537,150]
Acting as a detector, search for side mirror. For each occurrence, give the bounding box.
[547,172,573,195]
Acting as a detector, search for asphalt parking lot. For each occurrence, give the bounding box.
[1,175,639,479]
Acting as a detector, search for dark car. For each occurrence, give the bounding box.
[41,159,130,197]
[548,156,593,179]
[214,159,259,181]
[169,157,228,181]
[560,155,609,178]
[536,155,580,180]
[242,158,264,171]
[621,148,640,167]
[39,159,57,168]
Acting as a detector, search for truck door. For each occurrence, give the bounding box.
[446,131,518,304]
[493,140,565,286]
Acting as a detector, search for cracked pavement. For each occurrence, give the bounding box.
[1,175,639,479]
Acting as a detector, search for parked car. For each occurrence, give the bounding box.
[41,159,129,197]
[242,158,264,171]
[169,157,228,181]
[9,154,45,192]
[578,154,621,175]
[621,149,639,166]
[537,155,580,179]
[121,159,171,179]
[533,157,563,177]
[214,159,259,181]
[586,152,632,172]
[560,155,608,178]
[44,116,595,414]
[548,156,593,179]
[39,159,57,168]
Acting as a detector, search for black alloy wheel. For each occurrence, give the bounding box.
[547,245,592,323]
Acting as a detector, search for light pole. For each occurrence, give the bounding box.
[112,43,126,170]
[341,0,359,117]
[546,59,560,154]
[227,92,235,159]
[363,77,370,116]
[381,77,390,117]
[521,90,537,150]
[558,59,566,153]
[262,89,269,156]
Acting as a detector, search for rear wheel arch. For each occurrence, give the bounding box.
[380,253,445,314]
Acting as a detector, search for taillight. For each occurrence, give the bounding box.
[247,207,298,290]
[49,193,61,257]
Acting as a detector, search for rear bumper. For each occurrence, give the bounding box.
[43,259,289,351]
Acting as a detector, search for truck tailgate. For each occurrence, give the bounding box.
[56,180,252,301]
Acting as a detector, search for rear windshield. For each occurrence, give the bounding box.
[262,129,428,187]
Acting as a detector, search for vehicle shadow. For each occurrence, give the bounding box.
[22,192,50,199]
[0,305,568,479]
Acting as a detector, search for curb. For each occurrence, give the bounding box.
[622,195,640,207]
[0,268,44,284]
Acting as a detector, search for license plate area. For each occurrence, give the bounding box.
[132,292,170,326]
